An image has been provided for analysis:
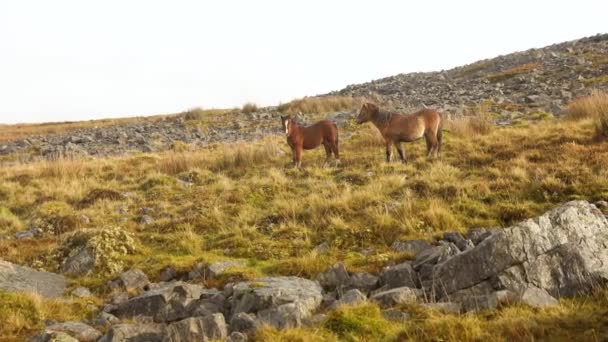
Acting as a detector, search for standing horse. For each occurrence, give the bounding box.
[356,102,443,163]
[281,115,340,168]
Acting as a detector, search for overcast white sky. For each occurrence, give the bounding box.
[0,1,606,124]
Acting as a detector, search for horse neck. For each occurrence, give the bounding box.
[288,122,301,137]
[371,109,392,129]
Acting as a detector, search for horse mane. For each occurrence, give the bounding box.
[374,108,393,125]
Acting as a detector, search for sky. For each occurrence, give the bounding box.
[0,1,606,124]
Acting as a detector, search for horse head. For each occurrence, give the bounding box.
[280,115,292,135]
[356,102,379,124]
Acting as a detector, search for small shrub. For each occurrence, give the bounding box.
[446,114,494,137]
[35,201,80,235]
[78,188,123,208]
[325,304,397,341]
[242,102,259,114]
[181,107,206,121]
[0,206,23,234]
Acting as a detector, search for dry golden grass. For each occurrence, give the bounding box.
[487,63,540,82]
[567,91,608,140]
[278,96,363,114]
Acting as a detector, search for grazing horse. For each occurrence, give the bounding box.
[356,102,443,163]
[281,115,340,168]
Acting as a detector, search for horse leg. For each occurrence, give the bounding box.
[425,131,439,159]
[291,147,297,166]
[323,141,332,167]
[385,140,393,163]
[436,128,443,157]
[295,146,303,168]
[332,140,340,165]
[394,142,406,163]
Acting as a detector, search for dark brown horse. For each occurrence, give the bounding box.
[356,103,443,162]
[280,115,340,168]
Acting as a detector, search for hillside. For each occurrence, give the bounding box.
[0,34,608,342]
[328,33,608,121]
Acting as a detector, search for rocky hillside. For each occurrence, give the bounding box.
[328,33,608,119]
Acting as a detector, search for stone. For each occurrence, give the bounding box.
[442,232,465,245]
[519,286,558,308]
[457,293,499,313]
[207,260,246,278]
[413,243,459,269]
[98,323,167,342]
[92,312,120,327]
[61,247,96,276]
[0,260,67,298]
[138,215,154,225]
[429,201,608,299]
[110,269,150,292]
[391,240,432,255]
[378,261,418,289]
[164,314,227,342]
[370,286,421,307]
[71,286,92,298]
[230,312,258,334]
[316,263,351,290]
[31,331,79,342]
[111,281,205,322]
[44,322,102,342]
[229,276,323,325]
[348,272,379,293]
[159,266,177,282]
[330,289,367,309]
[228,331,249,342]
[256,302,309,329]
[15,230,35,239]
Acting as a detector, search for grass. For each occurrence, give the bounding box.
[278,96,363,114]
[1,105,608,340]
[242,102,259,114]
[487,63,540,82]
[567,91,608,140]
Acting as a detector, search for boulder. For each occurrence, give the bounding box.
[164,314,227,342]
[429,201,608,299]
[316,263,351,290]
[330,289,367,309]
[207,260,246,278]
[421,302,461,314]
[519,286,558,308]
[159,267,177,282]
[0,260,67,298]
[61,247,96,276]
[229,276,323,327]
[413,243,459,270]
[109,269,150,292]
[98,323,167,342]
[228,331,249,342]
[348,272,379,293]
[378,262,417,289]
[44,322,102,342]
[71,287,92,298]
[230,312,258,334]
[370,286,421,307]
[111,281,205,322]
[382,308,410,322]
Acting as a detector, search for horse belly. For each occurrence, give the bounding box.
[303,137,322,149]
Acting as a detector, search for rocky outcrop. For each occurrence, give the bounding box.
[328,34,608,120]
[0,259,67,297]
[427,201,608,299]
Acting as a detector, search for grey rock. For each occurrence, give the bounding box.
[98,323,167,342]
[370,286,421,307]
[110,269,150,292]
[30,331,79,342]
[228,331,249,342]
[92,312,120,327]
[330,289,366,309]
[138,215,154,225]
[207,260,246,278]
[61,247,96,276]
[430,201,608,299]
[348,272,379,293]
[44,321,102,342]
[230,312,258,334]
[456,292,499,313]
[316,263,350,290]
[159,266,177,282]
[0,260,67,298]
[378,261,418,289]
[15,230,35,239]
[71,286,92,298]
[519,286,558,308]
[256,302,309,329]
[413,243,459,269]
[312,242,330,255]
[164,314,227,342]
[229,276,323,325]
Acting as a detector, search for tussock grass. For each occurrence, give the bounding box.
[567,91,608,140]
[241,102,259,114]
[278,96,363,114]
[487,63,540,82]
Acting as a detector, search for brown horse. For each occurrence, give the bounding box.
[280,115,340,168]
[356,103,443,163]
